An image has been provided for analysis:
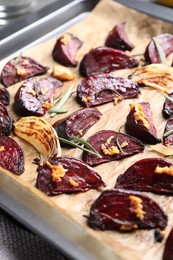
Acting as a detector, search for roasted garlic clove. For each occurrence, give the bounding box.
[129,64,173,93]
[14,116,61,162]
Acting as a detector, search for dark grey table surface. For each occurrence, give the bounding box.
[0,208,67,260]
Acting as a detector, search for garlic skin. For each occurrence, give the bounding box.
[14,116,61,162]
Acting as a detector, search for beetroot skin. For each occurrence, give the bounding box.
[77,72,140,107]
[52,33,83,67]
[36,157,105,196]
[1,56,48,87]
[0,136,24,175]
[79,47,139,77]
[88,189,167,231]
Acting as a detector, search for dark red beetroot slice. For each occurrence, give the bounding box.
[53,107,102,145]
[0,136,24,175]
[144,34,173,64]
[0,84,10,105]
[13,77,62,117]
[163,93,173,119]
[52,33,83,67]
[163,228,173,260]
[105,22,134,51]
[125,102,161,144]
[163,116,173,146]
[79,47,139,77]
[77,73,140,107]
[83,130,144,166]
[116,158,173,195]
[0,102,13,136]
[1,56,49,87]
[36,157,105,196]
[88,189,167,231]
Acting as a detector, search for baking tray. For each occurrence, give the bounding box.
[0,0,100,59]
[0,1,122,259]
[0,1,173,260]
[115,0,173,24]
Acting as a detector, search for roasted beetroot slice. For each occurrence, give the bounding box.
[77,73,140,107]
[125,102,161,144]
[13,77,62,117]
[36,157,105,196]
[116,158,173,195]
[163,228,173,260]
[163,116,173,146]
[83,130,144,166]
[1,56,49,87]
[0,102,13,136]
[105,22,134,51]
[0,84,10,105]
[144,34,173,64]
[52,33,83,67]
[0,136,24,175]
[79,47,139,77]
[163,93,173,119]
[88,189,167,231]
[53,108,102,145]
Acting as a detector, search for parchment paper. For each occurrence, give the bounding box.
[1,0,173,259]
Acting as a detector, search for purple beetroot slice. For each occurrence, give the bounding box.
[77,72,140,107]
[83,130,144,166]
[125,102,161,144]
[36,156,105,196]
[52,33,83,67]
[105,22,134,51]
[163,116,173,146]
[13,77,62,117]
[116,158,173,195]
[1,56,49,87]
[79,47,139,77]
[88,189,167,231]
[0,84,10,105]
[0,102,13,136]
[53,107,102,146]
[163,93,173,119]
[0,136,24,175]
[144,33,173,64]
[163,228,173,260]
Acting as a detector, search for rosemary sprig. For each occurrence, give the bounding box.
[164,154,173,158]
[163,94,173,103]
[48,85,73,117]
[116,128,126,155]
[163,130,173,138]
[71,135,100,155]
[58,136,102,158]
[132,53,144,57]
[153,37,166,64]
[14,52,22,68]
[34,79,41,96]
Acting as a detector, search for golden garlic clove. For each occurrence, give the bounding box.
[130,64,173,93]
[14,116,61,162]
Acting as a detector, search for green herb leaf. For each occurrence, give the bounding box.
[48,85,73,116]
[163,94,173,103]
[50,110,68,117]
[153,37,166,64]
[71,135,100,155]
[164,154,173,158]
[132,53,144,57]
[58,137,102,158]
[14,52,22,68]
[163,130,173,138]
